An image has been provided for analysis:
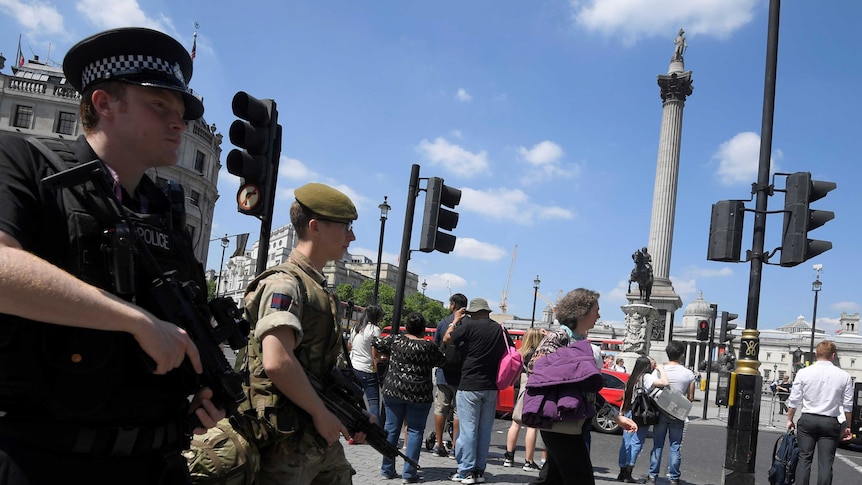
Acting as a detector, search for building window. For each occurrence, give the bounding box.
[12,105,33,128]
[55,111,76,135]
[189,190,200,207]
[194,150,206,173]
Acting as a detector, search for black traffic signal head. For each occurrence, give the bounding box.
[227,91,280,217]
[696,319,710,341]
[720,311,738,343]
[707,200,745,262]
[419,177,462,253]
[780,172,836,267]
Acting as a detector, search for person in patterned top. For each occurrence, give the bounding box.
[373,312,445,482]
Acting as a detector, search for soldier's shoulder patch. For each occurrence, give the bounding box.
[270,293,293,311]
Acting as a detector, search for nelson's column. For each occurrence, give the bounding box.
[628,29,694,341]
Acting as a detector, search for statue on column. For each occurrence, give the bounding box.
[672,28,687,62]
[628,246,654,303]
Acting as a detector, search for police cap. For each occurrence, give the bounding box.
[63,27,204,120]
[295,183,358,221]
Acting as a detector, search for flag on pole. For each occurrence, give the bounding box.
[16,34,24,67]
[232,233,250,258]
[191,22,198,61]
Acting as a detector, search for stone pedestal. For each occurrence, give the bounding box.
[618,303,660,371]
[627,277,682,343]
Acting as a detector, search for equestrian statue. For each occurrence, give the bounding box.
[628,246,654,303]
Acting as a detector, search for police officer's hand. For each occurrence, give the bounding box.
[312,408,350,446]
[133,312,203,375]
[189,387,226,435]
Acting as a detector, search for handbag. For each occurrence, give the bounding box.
[512,373,528,425]
[496,327,523,390]
[631,382,661,426]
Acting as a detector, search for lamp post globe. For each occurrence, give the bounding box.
[809,265,823,366]
[216,235,230,296]
[372,196,391,304]
[531,275,541,328]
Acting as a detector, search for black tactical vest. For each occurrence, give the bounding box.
[0,137,201,424]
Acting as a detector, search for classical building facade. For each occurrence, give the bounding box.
[0,54,221,263]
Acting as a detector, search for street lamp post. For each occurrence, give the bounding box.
[531,275,541,328]
[809,264,823,365]
[421,279,427,311]
[216,235,229,296]
[372,196,391,305]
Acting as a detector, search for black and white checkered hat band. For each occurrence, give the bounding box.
[80,54,185,90]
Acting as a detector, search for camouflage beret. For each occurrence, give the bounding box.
[295,183,358,221]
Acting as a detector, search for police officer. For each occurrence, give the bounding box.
[0,28,222,484]
[241,183,366,484]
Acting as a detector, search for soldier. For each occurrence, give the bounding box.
[241,183,366,484]
[0,28,221,484]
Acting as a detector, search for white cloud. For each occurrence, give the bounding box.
[279,156,318,180]
[451,238,507,261]
[669,277,698,301]
[456,88,472,102]
[416,137,490,178]
[831,301,860,313]
[424,273,468,292]
[75,0,170,31]
[572,0,758,45]
[713,132,782,185]
[681,266,733,278]
[460,187,575,224]
[519,141,564,166]
[517,140,580,181]
[451,130,463,138]
[0,0,65,36]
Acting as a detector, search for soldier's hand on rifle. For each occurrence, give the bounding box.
[130,309,203,375]
[313,408,350,446]
[189,387,226,435]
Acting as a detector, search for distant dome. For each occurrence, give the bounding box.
[777,315,825,335]
[683,291,711,318]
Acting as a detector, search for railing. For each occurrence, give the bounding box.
[6,77,81,101]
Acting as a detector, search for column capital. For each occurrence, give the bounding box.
[657,71,693,102]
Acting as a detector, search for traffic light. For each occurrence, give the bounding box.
[707,200,745,262]
[696,319,710,341]
[419,177,462,253]
[720,311,738,344]
[226,91,281,217]
[780,172,836,267]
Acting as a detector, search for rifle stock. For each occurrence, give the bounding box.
[306,369,421,470]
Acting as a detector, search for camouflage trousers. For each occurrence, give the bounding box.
[257,431,354,485]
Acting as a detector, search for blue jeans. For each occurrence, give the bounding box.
[618,411,650,467]
[381,397,432,480]
[649,414,685,480]
[354,369,380,421]
[455,389,497,475]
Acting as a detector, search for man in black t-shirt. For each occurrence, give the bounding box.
[444,297,511,483]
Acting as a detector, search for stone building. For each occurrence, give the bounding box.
[0,53,222,263]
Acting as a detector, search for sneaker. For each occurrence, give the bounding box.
[469,471,486,484]
[460,472,479,484]
[450,472,469,482]
[402,477,421,484]
[448,448,456,459]
[523,461,541,471]
[669,480,680,485]
[382,472,401,480]
[503,451,514,467]
[432,445,448,457]
[645,477,656,484]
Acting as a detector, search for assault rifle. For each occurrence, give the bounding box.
[40,157,249,428]
[307,368,421,470]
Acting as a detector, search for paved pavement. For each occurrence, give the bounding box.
[340,391,808,484]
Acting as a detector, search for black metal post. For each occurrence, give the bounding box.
[530,275,540,328]
[809,269,822,364]
[392,164,421,334]
[373,196,390,305]
[215,235,229,296]
[703,303,718,420]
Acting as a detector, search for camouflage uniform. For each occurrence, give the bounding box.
[240,183,358,485]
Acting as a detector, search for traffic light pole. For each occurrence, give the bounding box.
[723,1,779,483]
[391,164,421,334]
[702,303,718,420]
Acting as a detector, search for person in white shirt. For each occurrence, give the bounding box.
[786,340,854,485]
[349,305,384,426]
[613,358,628,373]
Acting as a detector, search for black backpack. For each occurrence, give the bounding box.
[439,317,464,374]
[768,430,800,485]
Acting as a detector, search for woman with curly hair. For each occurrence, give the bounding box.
[525,288,637,485]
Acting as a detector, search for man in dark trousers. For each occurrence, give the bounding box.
[787,340,854,485]
[444,297,512,484]
[0,27,222,484]
[431,293,467,457]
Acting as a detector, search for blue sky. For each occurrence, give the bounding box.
[2,1,860,332]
